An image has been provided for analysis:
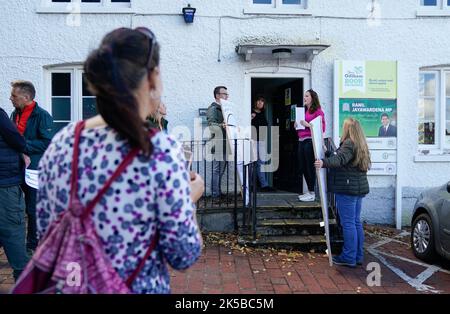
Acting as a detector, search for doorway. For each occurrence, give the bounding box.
[251,77,305,193]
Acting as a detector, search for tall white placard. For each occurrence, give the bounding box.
[310,116,333,266]
[220,99,254,205]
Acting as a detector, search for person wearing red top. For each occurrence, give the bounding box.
[14,100,36,135]
[294,89,326,202]
[10,80,54,256]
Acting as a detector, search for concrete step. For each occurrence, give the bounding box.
[238,234,343,251]
[255,220,339,237]
[259,218,337,227]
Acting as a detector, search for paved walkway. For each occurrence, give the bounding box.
[1,226,449,294]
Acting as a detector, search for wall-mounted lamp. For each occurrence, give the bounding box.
[182,4,196,23]
[272,48,292,59]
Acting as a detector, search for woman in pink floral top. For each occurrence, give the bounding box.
[36,27,204,293]
[294,89,326,202]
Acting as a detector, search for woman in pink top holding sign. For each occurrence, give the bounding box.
[294,89,326,202]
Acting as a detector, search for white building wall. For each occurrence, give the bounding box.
[1,0,449,226]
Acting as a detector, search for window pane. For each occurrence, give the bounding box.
[446,73,450,96]
[83,98,97,120]
[52,73,71,96]
[52,0,70,2]
[82,74,93,97]
[52,98,71,120]
[111,0,131,2]
[418,98,436,145]
[418,122,435,145]
[419,73,436,97]
[421,0,437,5]
[283,0,301,4]
[418,98,436,121]
[54,122,69,134]
[253,0,272,3]
[81,0,101,2]
[448,0,450,6]
[447,97,450,146]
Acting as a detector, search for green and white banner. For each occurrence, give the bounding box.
[334,60,398,175]
[338,98,397,138]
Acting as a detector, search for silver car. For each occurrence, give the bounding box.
[411,182,450,262]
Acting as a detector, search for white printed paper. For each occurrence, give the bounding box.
[295,108,305,130]
[25,169,39,189]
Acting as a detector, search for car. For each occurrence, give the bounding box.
[411,181,450,262]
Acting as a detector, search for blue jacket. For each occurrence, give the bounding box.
[11,102,54,170]
[0,108,26,187]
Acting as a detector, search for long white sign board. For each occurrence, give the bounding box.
[310,116,333,266]
[221,99,254,205]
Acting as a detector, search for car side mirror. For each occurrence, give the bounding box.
[447,181,450,193]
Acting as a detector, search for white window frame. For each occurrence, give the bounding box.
[37,0,134,14]
[417,67,450,155]
[45,65,95,130]
[417,0,450,16]
[244,0,311,15]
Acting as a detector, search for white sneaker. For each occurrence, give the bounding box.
[299,192,315,202]
[298,193,309,201]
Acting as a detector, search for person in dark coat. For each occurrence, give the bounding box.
[251,96,273,192]
[10,80,54,254]
[378,113,396,137]
[315,118,371,268]
[0,107,30,280]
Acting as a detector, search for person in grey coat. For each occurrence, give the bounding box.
[206,86,228,198]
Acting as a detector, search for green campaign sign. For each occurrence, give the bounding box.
[338,61,397,99]
[339,99,397,137]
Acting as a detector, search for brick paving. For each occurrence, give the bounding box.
[1,227,449,294]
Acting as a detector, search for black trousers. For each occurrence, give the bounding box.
[21,183,38,250]
[297,139,316,193]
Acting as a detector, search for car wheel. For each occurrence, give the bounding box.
[411,213,436,262]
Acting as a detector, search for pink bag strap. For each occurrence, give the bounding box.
[70,121,160,288]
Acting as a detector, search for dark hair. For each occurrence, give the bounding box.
[306,89,321,114]
[381,113,389,119]
[11,80,36,99]
[84,27,160,157]
[253,96,265,110]
[214,86,227,98]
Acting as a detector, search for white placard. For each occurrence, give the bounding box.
[367,137,397,150]
[295,108,305,130]
[368,162,397,175]
[220,99,252,205]
[310,116,333,266]
[370,150,397,163]
[25,169,39,189]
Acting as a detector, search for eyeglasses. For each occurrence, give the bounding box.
[135,27,157,70]
[219,93,229,96]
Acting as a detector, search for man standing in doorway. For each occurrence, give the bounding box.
[378,113,397,137]
[10,80,53,256]
[206,86,228,199]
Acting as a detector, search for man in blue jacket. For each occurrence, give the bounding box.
[10,80,53,255]
[0,107,30,280]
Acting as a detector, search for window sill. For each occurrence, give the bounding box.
[36,6,135,14]
[414,153,450,162]
[243,8,312,16]
[416,9,450,17]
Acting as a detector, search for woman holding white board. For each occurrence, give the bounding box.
[314,118,370,268]
[294,89,326,202]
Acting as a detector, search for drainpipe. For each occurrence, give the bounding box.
[395,61,402,230]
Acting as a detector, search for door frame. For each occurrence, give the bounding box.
[244,66,311,191]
